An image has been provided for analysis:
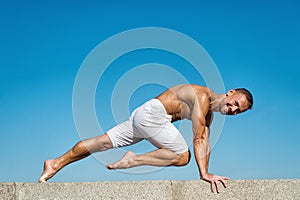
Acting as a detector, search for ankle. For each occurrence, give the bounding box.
[48,159,60,171]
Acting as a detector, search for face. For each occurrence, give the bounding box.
[220,90,249,115]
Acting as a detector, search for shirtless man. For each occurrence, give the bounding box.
[39,84,253,193]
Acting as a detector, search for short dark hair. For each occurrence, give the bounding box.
[235,88,253,110]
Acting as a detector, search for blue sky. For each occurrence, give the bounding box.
[0,0,300,182]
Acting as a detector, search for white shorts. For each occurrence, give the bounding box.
[107,99,188,154]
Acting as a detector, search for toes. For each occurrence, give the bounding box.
[38,176,47,183]
[106,164,114,170]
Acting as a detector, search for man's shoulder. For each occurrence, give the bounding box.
[191,85,211,100]
[174,84,211,105]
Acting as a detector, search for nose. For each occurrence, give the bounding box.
[231,105,238,113]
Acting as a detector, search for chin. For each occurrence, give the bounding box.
[220,110,226,115]
[220,107,227,115]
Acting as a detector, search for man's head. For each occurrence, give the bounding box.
[220,88,253,115]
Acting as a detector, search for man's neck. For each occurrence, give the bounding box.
[209,92,226,112]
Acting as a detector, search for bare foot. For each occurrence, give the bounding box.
[38,159,58,183]
[106,151,136,170]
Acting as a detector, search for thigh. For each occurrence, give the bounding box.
[146,123,188,155]
[106,120,144,148]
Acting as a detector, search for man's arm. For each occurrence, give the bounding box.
[191,94,229,193]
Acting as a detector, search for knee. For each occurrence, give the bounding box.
[94,134,113,151]
[81,134,113,153]
[175,149,191,166]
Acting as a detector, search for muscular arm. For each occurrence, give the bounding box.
[191,92,229,193]
[191,93,211,178]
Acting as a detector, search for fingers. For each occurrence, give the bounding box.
[205,174,230,193]
[215,181,220,193]
[210,182,214,193]
[219,179,227,188]
[210,181,221,193]
[212,177,229,193]
[211,181,221,193]
[221,176,230,180]
[219,176,229,188]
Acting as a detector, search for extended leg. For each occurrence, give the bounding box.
[107,149,190,169]
[39,134,113,182]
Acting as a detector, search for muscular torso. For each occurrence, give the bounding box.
[156,84,213,125]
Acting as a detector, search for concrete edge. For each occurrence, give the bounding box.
[1,179,299,200]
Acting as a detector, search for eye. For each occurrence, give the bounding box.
[235,100,239,107]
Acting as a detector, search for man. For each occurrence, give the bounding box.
[39,84,253,193]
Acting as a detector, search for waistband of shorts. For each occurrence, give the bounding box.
[151,98,165,111]
[152,98,172,120]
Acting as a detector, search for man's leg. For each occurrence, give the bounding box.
[107,149,190,169]
[39,133,113,182]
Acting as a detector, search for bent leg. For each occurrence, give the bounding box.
[39,133,113,182]
[107,149,190,170]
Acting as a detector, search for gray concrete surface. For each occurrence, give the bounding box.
[1,180,299,200]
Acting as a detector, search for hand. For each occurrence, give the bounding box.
[201,173,230,193]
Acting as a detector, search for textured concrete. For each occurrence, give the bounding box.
[1,180,299,200]
[171,179,300,200]
[0,183,15,200]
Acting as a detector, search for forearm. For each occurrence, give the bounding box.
[194,138,210,178]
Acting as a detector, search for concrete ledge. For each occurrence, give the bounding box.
[1,180,299,200]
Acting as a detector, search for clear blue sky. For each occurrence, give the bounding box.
[0,0,299,182]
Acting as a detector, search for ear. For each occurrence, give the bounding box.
[226,89,235,96]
